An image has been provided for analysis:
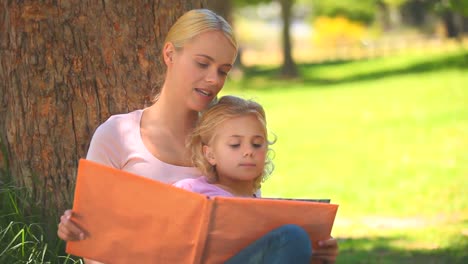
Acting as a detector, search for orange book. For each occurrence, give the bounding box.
[66,159,339,263]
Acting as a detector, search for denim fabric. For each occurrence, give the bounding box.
[225,224,312,264]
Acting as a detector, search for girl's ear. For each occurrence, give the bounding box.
[203,145,216,166]
[163,42,175,66]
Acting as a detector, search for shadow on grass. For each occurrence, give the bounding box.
[336,235,468,264]
[302,52,468,86]
[237,51,468,89]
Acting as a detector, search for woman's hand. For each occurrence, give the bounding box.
[312,237,339,264]
[57,209,86,241]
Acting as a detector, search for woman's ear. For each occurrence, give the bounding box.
[163,42,175,65]
[203,145,216,166]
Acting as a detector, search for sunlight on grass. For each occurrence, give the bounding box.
[224,68,467,217]
[223,50,468,263]
[2,49,466,263]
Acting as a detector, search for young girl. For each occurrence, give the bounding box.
[175,95,317,263]
[173,95,274,198]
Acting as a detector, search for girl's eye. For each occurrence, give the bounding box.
[252,143,264,148]
[229,144,240,149]
[218,70,228,76]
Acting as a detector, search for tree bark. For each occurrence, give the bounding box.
[377,1,392,32]
[279,0,298,78]
[0,0,206,215]
[442,9,460,38]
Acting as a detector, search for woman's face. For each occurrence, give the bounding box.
[166,31,237,112]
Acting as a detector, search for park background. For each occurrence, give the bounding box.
[1,0,467,263]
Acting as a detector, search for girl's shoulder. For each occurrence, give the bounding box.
[173,176,208,190]
[173,177,234,197]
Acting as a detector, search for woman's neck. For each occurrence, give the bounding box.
[145,95,198,138]
[139,88,199,166]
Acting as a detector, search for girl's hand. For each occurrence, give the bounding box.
[312,237,339,264]
[57,209,86,241]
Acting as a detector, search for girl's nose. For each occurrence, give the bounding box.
[243,148,253,157]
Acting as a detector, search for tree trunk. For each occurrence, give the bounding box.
[0,0,206,216]
[279,0,298,78]
[442,9,460,38]
[377,1,392,32]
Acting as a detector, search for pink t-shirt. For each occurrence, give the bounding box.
[174,177,261,198]
[86,110,202,184]
[173,176,234,197]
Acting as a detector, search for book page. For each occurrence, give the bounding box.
[66,159,209,264]
[67,159,338,264]
[202,197,338,263]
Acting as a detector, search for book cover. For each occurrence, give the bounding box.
[66,159,339,263]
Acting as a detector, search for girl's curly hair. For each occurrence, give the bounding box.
[188,95,275,193]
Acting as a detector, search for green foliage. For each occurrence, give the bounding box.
[422,0,468,16]
[445,0,468,16]
[310,0,377,24]
[233,0,272,8]
[0,179,81,262]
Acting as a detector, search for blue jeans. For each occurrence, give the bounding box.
[225,224,312,264]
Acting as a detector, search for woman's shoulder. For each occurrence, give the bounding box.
[100,110,143,130]
[86,110,145,167]
[93,110,143,138]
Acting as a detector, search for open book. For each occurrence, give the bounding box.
[66,159,339,264]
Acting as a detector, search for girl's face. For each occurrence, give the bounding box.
[204,114,267,183]
[165,31,237,112]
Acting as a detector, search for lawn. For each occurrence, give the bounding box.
[222,50,468,263]
[1,49,467,263]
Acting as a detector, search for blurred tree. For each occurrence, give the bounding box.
[232,0,298,77]
[0,1,205,216]
[400,0,434,29]
[279,0,298,77]
[380,0,407,30]
[208,0,270,69]
[423,0,467,37]
[435,0,468,38]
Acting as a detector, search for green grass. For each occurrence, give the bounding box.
[0,139,82,263]
[223,50,468,263]
[1,50,466,263]
[0,183,83,263]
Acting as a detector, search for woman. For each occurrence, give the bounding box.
[58,9,338,264]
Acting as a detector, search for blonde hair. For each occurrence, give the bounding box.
[189,95,275,192]
[164,9,238,51]
[153,9,238,102]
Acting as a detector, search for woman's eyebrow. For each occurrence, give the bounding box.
[195,54,232,67]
